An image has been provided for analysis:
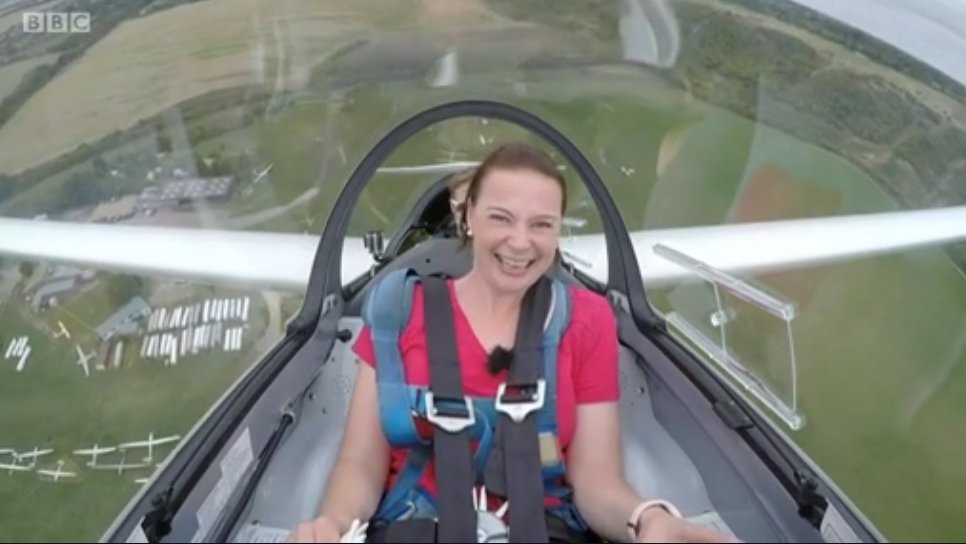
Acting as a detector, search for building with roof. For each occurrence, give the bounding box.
[30,266,95,311]
[90,195,139,223]
[96,296,152,341]
[47,265,85,282]
[32,277,79,311]
[139,177,234,211]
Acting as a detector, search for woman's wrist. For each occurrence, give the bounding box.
[627,499,682,541]
[317,512,349,535]
[634,508,672,539]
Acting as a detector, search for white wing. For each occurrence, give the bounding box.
[559,204,966,287]
[74,446,117,456]
[0,219,329,291]
[1,206,965,292]
[119,435,180,449]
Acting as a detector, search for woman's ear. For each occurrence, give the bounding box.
[461,201,473,235]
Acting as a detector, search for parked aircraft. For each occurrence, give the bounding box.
[73,445,118,467]
[0,462,31,475]
[251,163,274,186]
[15,346,30,372]
[13,447,53,468]
[37,461,77,482]
[74,345,94,378]
[90,461,151,475]
[117,433,181,464]
[54,321,71,340]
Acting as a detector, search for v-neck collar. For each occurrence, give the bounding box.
[447,278,490,357]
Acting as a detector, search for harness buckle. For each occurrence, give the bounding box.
[424,392,476,433]
[495,380,546,423]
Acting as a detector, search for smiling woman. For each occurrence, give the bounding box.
[291,140,735,544]
[457,143,567,294]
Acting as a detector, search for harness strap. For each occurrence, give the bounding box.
[365,268,588,538]
[374,388,498,523]
[376,446,433,522]
[484,276,553,543]
[421,275,478,543]
[367,269,421,448]
[410,386,496,477]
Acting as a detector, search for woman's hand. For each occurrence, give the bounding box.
[635,509,741,543]
[287,515,342,543]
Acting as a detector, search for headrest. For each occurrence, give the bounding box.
[371,237,579,290]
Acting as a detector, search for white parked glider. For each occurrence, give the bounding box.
[37,461,77,482]
[73,444,118,467]
[74,344,95,378]
[118,433,181,463]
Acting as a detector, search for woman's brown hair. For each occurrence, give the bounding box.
[458,143,567,245]
[448,167,475,194]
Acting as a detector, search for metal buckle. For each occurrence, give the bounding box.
[424,392,475,433]
[495,380,546,423]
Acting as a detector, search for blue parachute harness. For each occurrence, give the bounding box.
[361,268,589,534]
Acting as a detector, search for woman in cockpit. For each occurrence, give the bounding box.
[290,143,735,543]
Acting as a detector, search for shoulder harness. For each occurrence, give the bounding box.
[361,267,589,541]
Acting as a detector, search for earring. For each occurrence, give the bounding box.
[466,228,473,237]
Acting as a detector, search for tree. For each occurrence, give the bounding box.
[107,275,144,306]
[92,156,108,175]
[18,261,35,279]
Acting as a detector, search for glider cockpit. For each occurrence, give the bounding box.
[103,102,882,544]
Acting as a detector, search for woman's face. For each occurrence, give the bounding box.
[464,167,563,296]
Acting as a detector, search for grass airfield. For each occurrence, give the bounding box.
[0,276,278,542]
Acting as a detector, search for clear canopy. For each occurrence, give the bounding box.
[0,0,964,541]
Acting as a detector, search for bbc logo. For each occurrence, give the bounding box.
[22,12,91,33]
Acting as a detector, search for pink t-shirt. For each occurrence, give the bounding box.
[352,278,620,506]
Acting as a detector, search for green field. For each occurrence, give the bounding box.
[222,74,966,541]
[228,72,966,542]
[0,279,276,542]
[642,105,966,540]
[3,70,965,544]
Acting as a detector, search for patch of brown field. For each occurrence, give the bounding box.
[730,161,843,306]
[0,0,411,174]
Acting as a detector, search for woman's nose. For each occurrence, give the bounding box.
[507,224,531,249]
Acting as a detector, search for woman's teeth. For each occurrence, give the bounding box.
[497,254,531,270]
